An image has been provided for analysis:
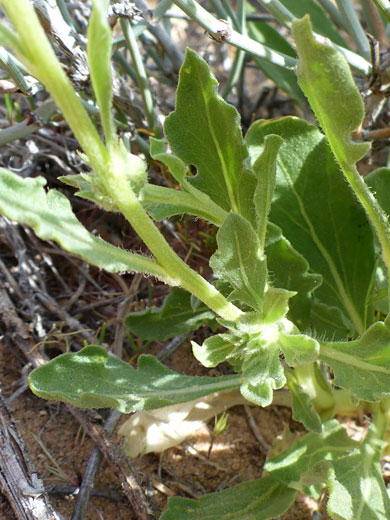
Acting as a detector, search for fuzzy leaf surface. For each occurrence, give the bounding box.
[265,222,322,330]
[160,476,296,520]
[320,320,390,401]
[164,48,251,214]
[292,16,369,168]
[210,213,267,310]
[0,169,169,281]
[246,117,375,336]
[125,288,215,341]
[147,138,227,225]
[289,380,322,432]
[29,346,240,413]
[265,420,358,497]
[327,412,390,520]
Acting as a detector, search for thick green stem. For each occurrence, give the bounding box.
[2,0,243,323]
[103,160,244,321]
[1,0,107,175]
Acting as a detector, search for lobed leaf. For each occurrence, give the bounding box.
[265,420,358,497]
[327,413,390,520]
[320,320,390,402]
[210,213,267,311]
[0,169,170,281]
[28,345,240,413]
[164,48,251,215]
[291,15,369,168]
[160,476,297,520]
[246,117,375,337]
[288,379,322,432]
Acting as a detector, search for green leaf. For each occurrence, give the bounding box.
[265,420,358,497]
[28,345,240,413]
[0,169,170,282]
[366,167,390,216]
[253,135,283,250]
[265,222,322,330]
[88,0,116,145]
[246,117,375,337]
[327,413,390,520]
[125,287,216,341]
[288,379,322,432]
[147,138,228,225]
[192,333,235,368]
[240,340,286,406]
[279,331,319,366]
[320,320,390,402]
[164,48,251,214]
[292,16,369,168]
[310,300,354,340]
[210,213,267,311]
[160,476,297,520]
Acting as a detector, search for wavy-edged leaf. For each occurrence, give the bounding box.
[327,413,390,520]
[147,138,227,225]
[88,0,115,145]
[288,379,322,432]
[246,117,375,337]
[320,320,390,402]
[253,135,283,249]
[164,48,251,214]
[0,169,170,281]
[160,476,297,520]
[240,340,286,406]
[125,287,216,341]
[210,213,267,310]
[265,420,358,497]
[28,345,240,413]
[292,16,369,168]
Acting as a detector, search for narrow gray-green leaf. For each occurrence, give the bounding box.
[320,320,390,402]
[88,0,115,145]
[160,476,296,520]
[125,287,215,341]
[246,117,375,336]
[281,0,347,46]
[265,420,358,497]
[253,134,283,250]
[210,213,267,310]
[247,18,303,103]
[29,345,240,413]
[0,169,170,282]
[164,48,250,214]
